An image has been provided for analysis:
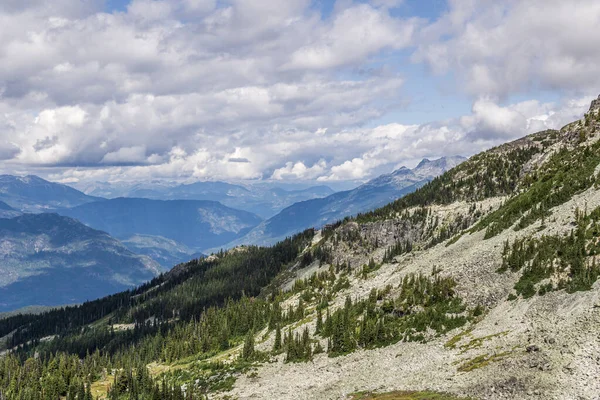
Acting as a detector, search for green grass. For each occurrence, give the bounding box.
[457,351,512,372]
[444,328,473,350]
[350,390,472,400]
[458,331,509,353]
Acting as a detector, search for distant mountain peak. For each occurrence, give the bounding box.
[413,156,466,179]
[390,166,412,175]
[416,158,431,168]
[369,156,465,190]
[0,174,101,212]
[0,174,41,182]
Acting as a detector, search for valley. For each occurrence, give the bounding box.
[0,158,453,309]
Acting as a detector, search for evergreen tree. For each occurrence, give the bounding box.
[241,330,255,361]
[273,324,282,353]
[315,308,323,334]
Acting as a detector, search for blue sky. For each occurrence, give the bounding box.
[105,0,448,18]
[1,0,599,188]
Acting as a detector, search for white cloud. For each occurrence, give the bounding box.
[101,146,148,164]
[413,0,600,97]
[317,95,592,181]
[286,4,415,70]
[271,159,327,180]
[10,94,590,186]
[0,0,417,180]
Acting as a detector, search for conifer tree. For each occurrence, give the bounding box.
[242,330,255,361]
[273,324,282,353]
[85,381,93,400]
[315,308,323,334]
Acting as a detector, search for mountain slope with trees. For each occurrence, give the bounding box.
[0,175,102,212]
[0,213,161,311]
[57,197,263,256]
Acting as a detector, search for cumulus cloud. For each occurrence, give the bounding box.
[413,0,600,97]
[271,160,327,180]
[286,4,415,70]
[101,146,148,164]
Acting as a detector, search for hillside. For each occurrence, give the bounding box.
[225,156,465,248]
[1,97,600,399]
[57,198,263,257]
[0,201,21,219]
[0,213,161,311]
[0,175,101,212]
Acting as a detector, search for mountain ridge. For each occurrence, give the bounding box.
[218,156,465,249]
[77,180,336,219]
[0,212,161,311]
[0,174,102,212]
[57,197,263,254]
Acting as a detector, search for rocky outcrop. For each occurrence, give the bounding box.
[590,95,600,112]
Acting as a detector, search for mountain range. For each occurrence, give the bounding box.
[222,156,465,248]
[0,175,101,212]
[0,159,462,270]
[0,155,463,313]
[57,197,262,256]
[0,213,160,311]
[75,180,335,218]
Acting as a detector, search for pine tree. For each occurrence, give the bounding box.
[315,308,323,334]
[241,330,255,361]
[85,381,93,400]
[273,324,282,353]
[77,381,86,399]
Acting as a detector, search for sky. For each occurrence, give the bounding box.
[1,0,600,190]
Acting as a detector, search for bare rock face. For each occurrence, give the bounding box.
[590,95,600,113]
